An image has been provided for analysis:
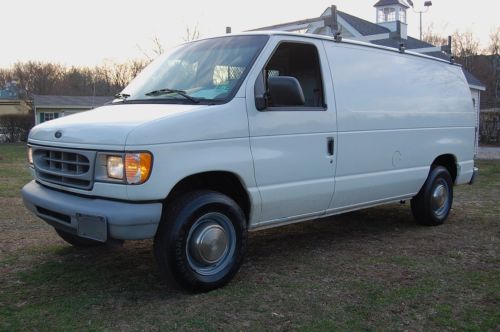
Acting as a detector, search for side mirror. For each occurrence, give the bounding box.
[267,76,305,107]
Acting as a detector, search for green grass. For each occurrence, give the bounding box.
[0,143,32,197]
[0,143,499,331]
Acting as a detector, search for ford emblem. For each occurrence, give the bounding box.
[55,131,62,138]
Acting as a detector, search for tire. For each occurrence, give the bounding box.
[154,190,247,293]
[55,228,106,248]
[411,166,453,226]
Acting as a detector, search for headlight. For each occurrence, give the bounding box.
[106,156,124,179]
[104,152,152,185]
[27,146,33,165]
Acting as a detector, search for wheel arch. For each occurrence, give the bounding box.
[431,154,458,183]
[163,171,251,223]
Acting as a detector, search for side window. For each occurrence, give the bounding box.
[261,42,325,109]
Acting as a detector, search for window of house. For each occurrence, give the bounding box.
[399,10,406,22]
[259,42,325,109]
[378,8,396,22]
[43,112,55,122]
[40,112,60,123]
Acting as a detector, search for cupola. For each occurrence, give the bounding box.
[374,0,409,38]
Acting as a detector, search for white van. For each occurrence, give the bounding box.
[22,32,477,292]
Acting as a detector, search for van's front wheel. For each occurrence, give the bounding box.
[154,191,247,292]
[411,166,453,226]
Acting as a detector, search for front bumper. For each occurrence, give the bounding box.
[22,181,163,241]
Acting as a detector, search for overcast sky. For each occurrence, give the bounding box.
[1,0,498,68]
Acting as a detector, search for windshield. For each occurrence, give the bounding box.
[116,35,269,105]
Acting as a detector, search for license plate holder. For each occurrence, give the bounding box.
[76,213,108,242]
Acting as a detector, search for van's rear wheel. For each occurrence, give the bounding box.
[411,166,453,226]
[154,191,247,292]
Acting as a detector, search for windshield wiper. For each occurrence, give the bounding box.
[145,88,200,103]
[114,93,130,100]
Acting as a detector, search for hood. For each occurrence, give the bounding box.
[29,103,204,147]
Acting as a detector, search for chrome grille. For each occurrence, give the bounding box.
[32,146,96,190]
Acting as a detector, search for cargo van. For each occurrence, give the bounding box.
[22,32,477,292]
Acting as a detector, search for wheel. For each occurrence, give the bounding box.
[411,166,453,226]
[154,190,247,292]
[55,228,106,248]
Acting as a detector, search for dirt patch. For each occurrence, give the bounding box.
[0,198,60,256]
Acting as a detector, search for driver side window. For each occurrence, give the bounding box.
[258,42,325,109]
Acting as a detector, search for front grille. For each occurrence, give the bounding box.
[32,146,96,190]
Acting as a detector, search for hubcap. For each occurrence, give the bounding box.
[190,223,228,264]
[431,179,449,217]
[186,212,236,276]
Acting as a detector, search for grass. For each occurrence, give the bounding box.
[0,143,499,331]
[0,143,32,197]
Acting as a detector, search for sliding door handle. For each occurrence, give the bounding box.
[327,137,334,156]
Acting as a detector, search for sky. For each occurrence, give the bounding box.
[1,0,498,68]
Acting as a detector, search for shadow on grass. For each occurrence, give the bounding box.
[17,203,418,296]
[2,200,498,330]
[248,203,418,261]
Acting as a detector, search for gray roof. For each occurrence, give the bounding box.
[462,70,486,88]
[338,11,390,36]
[33,95,113,108]
[373,0,410,8]
[371,36,434,49]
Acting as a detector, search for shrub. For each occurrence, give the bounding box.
[0,114,34,143]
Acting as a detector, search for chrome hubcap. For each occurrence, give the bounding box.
[186,212,236,276]
[190,223,228,265]
[431,180,449,217]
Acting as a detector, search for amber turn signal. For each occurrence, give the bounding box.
[124,152,152,184]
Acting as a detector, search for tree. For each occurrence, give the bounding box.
[183,24,201,42]
[451,30,480,73]
[11,61,65,95]
[422,23,448,47]
[488,27,500,56]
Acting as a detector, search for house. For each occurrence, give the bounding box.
[0,81,31,116]
[252,1,486,151]
[0,99,31,116]
[33,95,113,125]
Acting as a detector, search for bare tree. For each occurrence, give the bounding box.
[11,61,65,95]
[488,27,500,55]
[137,36,166,61]
[452,30,480,73]
[422,23,448,47]
[183,24,201,42]
[0,60,150,98]
[128,59,150,78]
[152,36,164,56]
